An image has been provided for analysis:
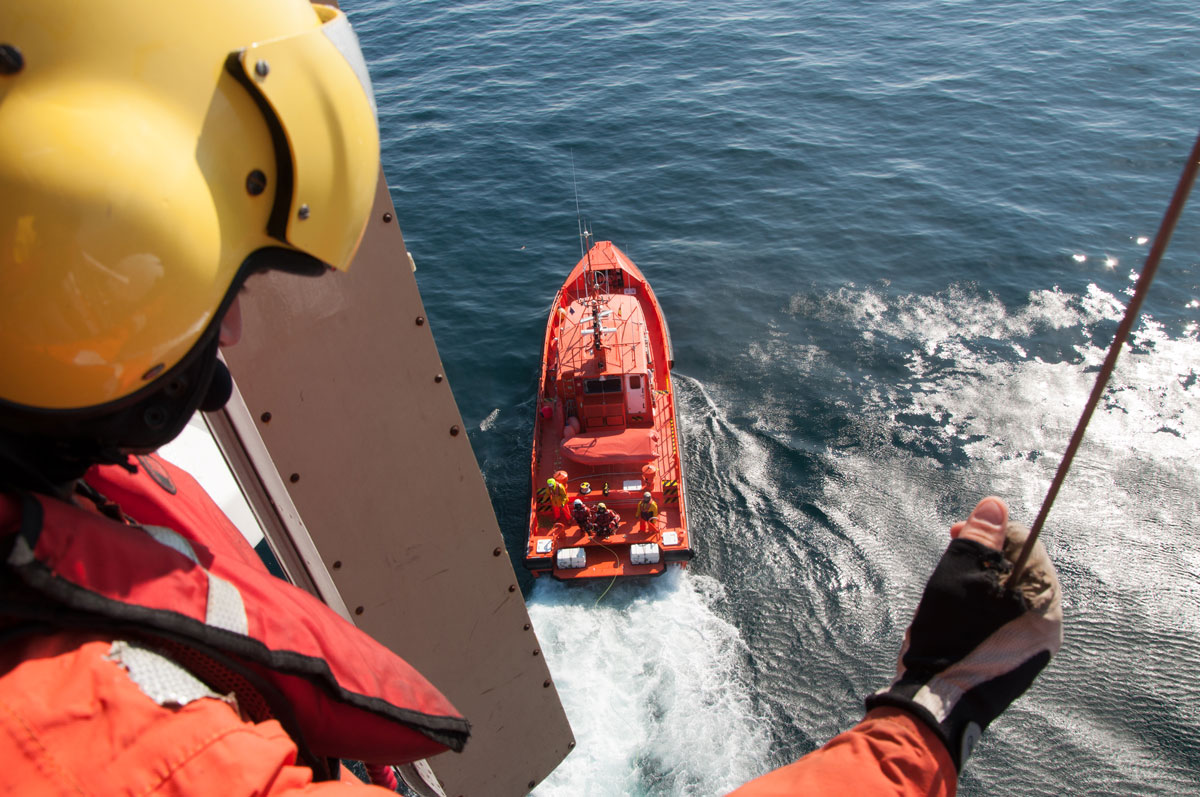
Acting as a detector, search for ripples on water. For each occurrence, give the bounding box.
[350,1,1200,793]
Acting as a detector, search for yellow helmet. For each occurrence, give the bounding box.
[0,0,379,452]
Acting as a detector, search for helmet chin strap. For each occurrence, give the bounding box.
[0,346,232,493]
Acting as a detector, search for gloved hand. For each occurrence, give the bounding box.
[865,497,1063,772]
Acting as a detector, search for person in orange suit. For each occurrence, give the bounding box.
[635,491,658,533]
[571,498,594,534]
[593,503,621,538]
[546,476,570,522]
[730,497,1062,796]
[0,1,469,791]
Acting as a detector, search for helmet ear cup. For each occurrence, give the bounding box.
[200,361,233,413]
[0,330,225,466]
[99,335,226,454]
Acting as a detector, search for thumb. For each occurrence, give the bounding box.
[949,496,1008,551]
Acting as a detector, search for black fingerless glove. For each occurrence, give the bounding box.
[866,529,1062,772]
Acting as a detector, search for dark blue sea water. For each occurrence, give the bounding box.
[351,1,1200,794]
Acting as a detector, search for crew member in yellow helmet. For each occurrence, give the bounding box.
[0,1,469,791]
[1,0,380,474]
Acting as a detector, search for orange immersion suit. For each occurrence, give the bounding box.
[0,454,468,793]
[728,707,956,797]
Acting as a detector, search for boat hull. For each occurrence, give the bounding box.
[525,241,691,580]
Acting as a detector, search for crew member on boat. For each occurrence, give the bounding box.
[571,498,594,533]
[593,503,620,538]
[636,492,658,533]
[547,476,570,522]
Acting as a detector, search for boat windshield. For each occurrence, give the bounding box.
[583,377,623,394]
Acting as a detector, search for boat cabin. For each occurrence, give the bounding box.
[550,286,658,466]
[557,291,653,430]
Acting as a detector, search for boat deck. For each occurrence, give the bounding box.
[529,381,689,578]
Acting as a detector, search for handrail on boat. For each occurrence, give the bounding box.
[562,469,651,488]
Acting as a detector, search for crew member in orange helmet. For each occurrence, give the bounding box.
[0,1,469,792]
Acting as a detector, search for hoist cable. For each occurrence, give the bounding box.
[1010,128,1200,585]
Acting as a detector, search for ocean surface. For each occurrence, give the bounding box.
[350,1,1200,794]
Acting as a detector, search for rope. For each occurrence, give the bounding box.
[593,540,621,606]
[1009,128,1200,585]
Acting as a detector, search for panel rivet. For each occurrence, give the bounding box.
[450,425,460,436]
[434,373,444,383]
[383,212,393,223]
[523,623,531,631]
[508,584,517,592]
[297,204,310,220]
[332,560,342,569]
[493,547,502,556]
[289,473,300,483]
[255,59,269,78]
[415,316,425,326]
[260,411,272,423]
[355,606,364,615]
[532,649,540,657]
[543,679,551,688]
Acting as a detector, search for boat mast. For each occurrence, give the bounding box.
[573,157,586,261]
[571,156,599,300]
[571,158,604,366]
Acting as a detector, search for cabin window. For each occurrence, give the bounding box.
[629,375,641,389]
[584,377,623,395]
[591,270,626,291]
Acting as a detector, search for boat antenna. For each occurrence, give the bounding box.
[1008,128,1200,587]
[572,154,587,259]
[571,154,598,299]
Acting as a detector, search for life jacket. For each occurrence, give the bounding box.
[572,504,593,527]
[594,509,617,531]
[0,455,470,769]
[637,499,657,519]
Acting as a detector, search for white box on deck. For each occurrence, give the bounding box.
[556,547,587,569]
[630,543,660,565]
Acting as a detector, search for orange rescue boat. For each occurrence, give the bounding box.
[526,239,692,580]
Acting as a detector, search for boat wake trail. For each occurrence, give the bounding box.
[764,279,1200,796]
[671,371,905,762]
[528,569,771,796]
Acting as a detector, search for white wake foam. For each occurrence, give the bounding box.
[529,571,770,796]
[479,407,501,431]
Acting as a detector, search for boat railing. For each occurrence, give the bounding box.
[564,468,653,492]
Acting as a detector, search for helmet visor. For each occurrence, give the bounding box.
[230,5,380,272]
